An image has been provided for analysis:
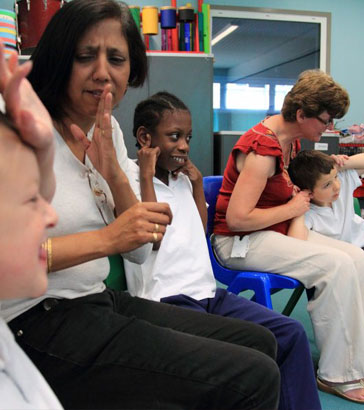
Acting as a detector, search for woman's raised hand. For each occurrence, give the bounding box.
[71,84,121,182]
[0,41,55,200]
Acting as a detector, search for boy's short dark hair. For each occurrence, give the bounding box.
[133,91,189,148]
[288,150,336,191]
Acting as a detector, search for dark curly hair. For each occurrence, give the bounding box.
[133,91,190,147]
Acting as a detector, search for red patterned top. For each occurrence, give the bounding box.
[214,122,300,236]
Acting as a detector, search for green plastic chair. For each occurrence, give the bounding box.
[354,197,361,217]
[104,254,127,291]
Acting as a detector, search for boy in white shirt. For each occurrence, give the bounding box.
[0,43,62,409]
[287,149,364,245]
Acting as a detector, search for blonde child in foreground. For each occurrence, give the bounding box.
[0,42,62,409]
[287,149,364,244]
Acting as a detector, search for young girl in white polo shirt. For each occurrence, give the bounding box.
[123,91,322,410]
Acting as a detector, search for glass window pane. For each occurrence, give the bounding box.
[226,83,270,110]
[211,9,325,131]
[274,85,293,111]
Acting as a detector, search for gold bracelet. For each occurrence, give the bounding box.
[46,238,52,273]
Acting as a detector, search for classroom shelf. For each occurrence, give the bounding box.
[147,50,212,56]
[339,143,364,147]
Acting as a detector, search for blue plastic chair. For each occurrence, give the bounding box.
[203,175,305,315]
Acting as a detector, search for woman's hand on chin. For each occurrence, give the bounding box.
[71,85,120,181]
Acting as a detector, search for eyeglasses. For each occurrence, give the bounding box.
[315,116,333,127]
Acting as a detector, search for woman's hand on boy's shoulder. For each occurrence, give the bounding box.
[286,189,311,218]
[138,146,160,178]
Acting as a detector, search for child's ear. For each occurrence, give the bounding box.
[136,126,152,148]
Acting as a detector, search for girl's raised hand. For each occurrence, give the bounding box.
[173,158,202,184]
[137,145,161,178]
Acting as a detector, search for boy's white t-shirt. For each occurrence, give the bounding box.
[124,161,216,301]
[305,169,364,247]
[0,318,63,409]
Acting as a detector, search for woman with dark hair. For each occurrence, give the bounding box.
[1,1,282,409]
[29,0,147,121]
[213,69,364,404]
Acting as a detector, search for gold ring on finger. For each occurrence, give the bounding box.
[152,232,158,241]
[155,223,159,233]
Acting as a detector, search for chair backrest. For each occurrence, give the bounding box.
[354,196,361,217]
[202,174,304,313]
[104,254,127,291]
[203,175,223,235]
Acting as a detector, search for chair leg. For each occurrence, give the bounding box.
[253,285,274,309]
[282,285,305,316]
[228,276,273,309]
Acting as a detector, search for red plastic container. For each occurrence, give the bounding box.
[17,0,65,52]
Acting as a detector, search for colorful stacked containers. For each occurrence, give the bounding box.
[0,8,18,58]
[128,5,140,30]
[142,6,158,35]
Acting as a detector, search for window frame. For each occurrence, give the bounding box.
[211,6,330,129]
[210,6,331,73]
